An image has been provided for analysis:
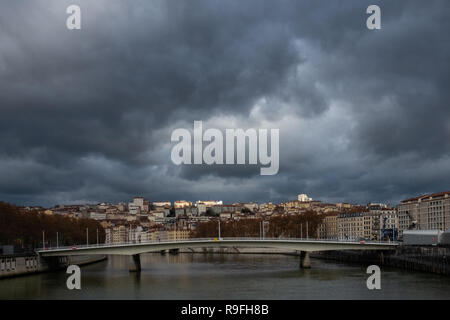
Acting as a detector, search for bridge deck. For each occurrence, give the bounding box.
[37,238,398,257]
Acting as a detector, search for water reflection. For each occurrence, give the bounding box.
[1,253,450,300]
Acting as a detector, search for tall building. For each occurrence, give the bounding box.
[197,203,207,215]
[128,196,149,213]
[398,191,450,236]
[367,204,398,239]
[132,197,144,208]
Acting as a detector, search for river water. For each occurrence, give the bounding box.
[1,253,450,299]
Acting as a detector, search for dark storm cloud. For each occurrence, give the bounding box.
[0,0,449,206]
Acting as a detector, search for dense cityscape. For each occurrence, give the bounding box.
[2,190,448,252]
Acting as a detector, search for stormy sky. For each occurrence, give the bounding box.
[0,0,449,207]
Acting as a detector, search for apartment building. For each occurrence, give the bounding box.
[398,191,450,235]
[168,229,191,241]
[367,204,398,238]
[318,213,339,239]
[338,211,380,240]
[105,225,128,244]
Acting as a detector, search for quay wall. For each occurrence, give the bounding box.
[311,245,450,276]
[0,254,107,279]
[179,245,450,276]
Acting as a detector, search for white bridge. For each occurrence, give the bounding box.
[37,238,397,270]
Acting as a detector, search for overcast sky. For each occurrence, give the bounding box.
[0,0,449,207]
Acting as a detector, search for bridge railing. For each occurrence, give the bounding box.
[36,237,398,252]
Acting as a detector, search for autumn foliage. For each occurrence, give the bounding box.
[192,218,261,238]
[191,210,324,238]
[0,201,105,250]
[265,210,323,238]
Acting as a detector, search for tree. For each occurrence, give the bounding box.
[266,210,324,238]
[0,201,106,250]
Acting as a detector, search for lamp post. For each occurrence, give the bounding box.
[96,228,99,246]
[262,221,265,239]
[306,221,309,239]
[42,231,45,249]
[86,228,89,245]
[260,221,262,239]
[218,219,221,240]
[56,232,59,248]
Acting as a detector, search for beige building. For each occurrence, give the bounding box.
[318,213,339,239]
[338,211,381,240]
[259,202,275,211]
[105,226,128,244]
[168,229,191,241]
[148,230,168,241]
[398,191,450,235]
[336,203,352,209]
[282,201,311,210]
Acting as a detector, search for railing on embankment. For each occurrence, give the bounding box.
[0,254,107,279]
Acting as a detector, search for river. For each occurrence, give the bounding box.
[1,253,450,299]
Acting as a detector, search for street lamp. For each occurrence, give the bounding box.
[218,219,221,240]
[86,228,89,245]
[306,221,309,239]
[259,221,262,239]
[262,221,265,239]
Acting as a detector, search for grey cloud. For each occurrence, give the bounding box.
[0,0,449,206]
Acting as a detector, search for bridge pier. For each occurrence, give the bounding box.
[129,254,141,272]
[41,256,66,271]
[300,251,311,269]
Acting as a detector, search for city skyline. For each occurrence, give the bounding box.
[8,191,403,209]
[6,188,448,209]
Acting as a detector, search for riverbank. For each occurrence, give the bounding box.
[311,246,450,276]
[0,254,107,279]
[179,245,450,276]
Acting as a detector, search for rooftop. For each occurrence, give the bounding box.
[401,191,450,203]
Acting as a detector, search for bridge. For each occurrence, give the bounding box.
[36,238,398,270]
